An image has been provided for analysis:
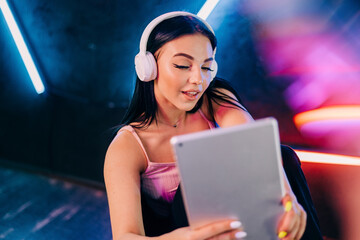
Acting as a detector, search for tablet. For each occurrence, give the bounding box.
[170,118,285,239]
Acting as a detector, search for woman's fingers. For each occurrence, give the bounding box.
[206,229,247,240]
[169,194,306,240]
[295,207,307,240]
[192,220,246,240]
[278,196,294,238]
[278,209,297,239]
[277,194,306,239]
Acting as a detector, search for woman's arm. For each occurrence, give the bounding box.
[104,130,148,239]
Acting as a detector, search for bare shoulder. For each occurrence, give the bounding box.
[104,129,146,177]
[201,87,254,128]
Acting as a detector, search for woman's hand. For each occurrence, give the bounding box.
[159,220,247,240]
[277,194,307,240]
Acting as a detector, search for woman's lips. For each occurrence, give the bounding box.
[182,91,200,100]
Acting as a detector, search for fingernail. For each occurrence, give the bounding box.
[230,221,242,229]
[278,231,287,238]
[235,231,247,239]
[285,201,292,212]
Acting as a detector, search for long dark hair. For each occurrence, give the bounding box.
[121,15,246,128]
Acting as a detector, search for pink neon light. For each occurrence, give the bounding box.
[294,150,360,166]
[293,105,360,128]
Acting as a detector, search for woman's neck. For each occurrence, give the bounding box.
[156,107,187,128]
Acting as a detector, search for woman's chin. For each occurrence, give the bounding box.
[178,103,198,112]
[177,94,202,111]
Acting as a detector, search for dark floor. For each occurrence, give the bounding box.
[0,163,111,240]
[0,159,346,240]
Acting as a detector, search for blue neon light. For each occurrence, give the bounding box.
[0,0,45,94]
[197,0,220,20]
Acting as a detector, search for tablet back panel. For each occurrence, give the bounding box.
[171,118,285,240]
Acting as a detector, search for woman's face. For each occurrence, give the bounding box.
[154,33,215,112]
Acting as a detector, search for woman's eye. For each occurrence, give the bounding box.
[202,67,214,72]
[173,64,189,69]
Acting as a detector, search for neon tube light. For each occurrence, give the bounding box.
[0,0,45,94]
[295,150,360,166]
[197,0,220,20]
[294,105,360,128]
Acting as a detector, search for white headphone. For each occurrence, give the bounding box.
[134,11,218,82]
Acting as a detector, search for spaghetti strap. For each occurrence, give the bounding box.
[118,110,213,168]
[118,125,150,167]
[198,109,216,129]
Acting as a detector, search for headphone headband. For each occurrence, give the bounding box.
[138,11,215,53]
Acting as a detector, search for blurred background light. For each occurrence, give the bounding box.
[244,0,360,157]
[294,105,360,128]
[295,150,360,166]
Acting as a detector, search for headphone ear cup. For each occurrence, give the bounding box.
[210,60,218,81]
[145,52,157,81]
[135,53,146,81]
[135,51,157,82]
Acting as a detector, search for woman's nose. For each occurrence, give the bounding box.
[189,67,203,85]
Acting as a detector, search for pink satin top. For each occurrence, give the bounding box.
[119,110,215,203]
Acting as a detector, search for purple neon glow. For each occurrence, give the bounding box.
[242,0,360,157]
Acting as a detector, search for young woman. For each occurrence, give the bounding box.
[104,12,307,240]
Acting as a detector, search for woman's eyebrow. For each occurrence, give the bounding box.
[173,53,194,60]
[173,53,213,62]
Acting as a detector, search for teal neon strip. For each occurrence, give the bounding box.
[0,0,45,94]
[197,0,220,20]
